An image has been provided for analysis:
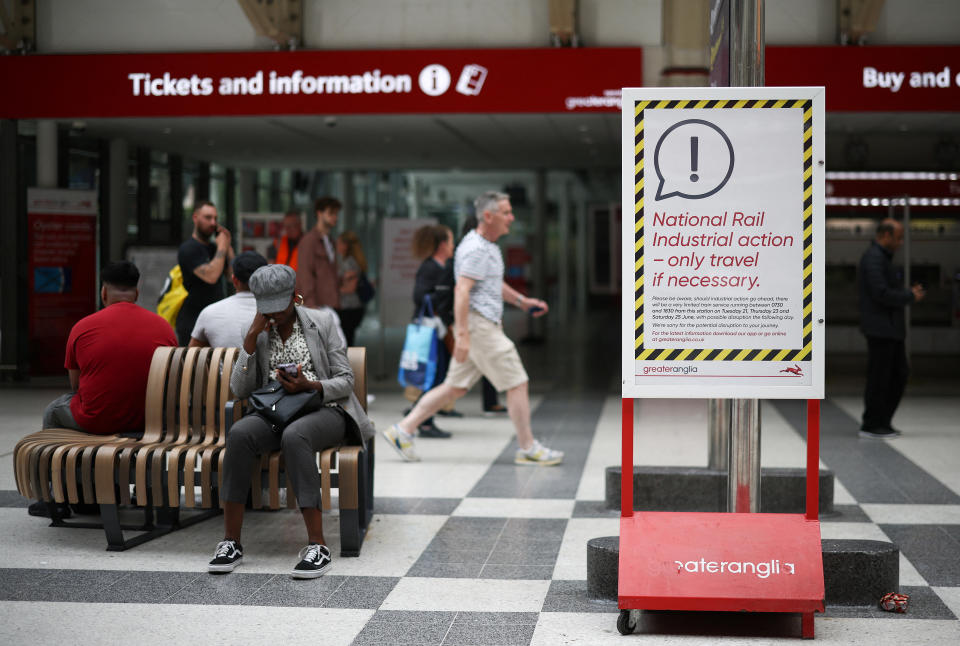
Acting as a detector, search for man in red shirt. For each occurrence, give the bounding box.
[42,261,178,434]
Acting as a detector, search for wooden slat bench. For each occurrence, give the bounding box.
[14,346,233,549]
[14,345,374,555]
[224,347,375,557]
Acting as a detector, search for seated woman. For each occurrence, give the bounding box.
[208,264,373,578]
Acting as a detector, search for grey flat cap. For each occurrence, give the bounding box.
[248,264,296,314]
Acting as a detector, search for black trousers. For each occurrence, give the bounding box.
[862,336,909,431]
[222,406,347,509]
[338,307,366,347]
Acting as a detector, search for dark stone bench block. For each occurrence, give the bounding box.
[586,535,899,606]
[605,466,834,514]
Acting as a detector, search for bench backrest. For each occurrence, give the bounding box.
[142,346,238,447]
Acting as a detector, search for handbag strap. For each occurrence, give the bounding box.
[417,293,436,323]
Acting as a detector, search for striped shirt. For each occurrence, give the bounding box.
[454,230,504,323]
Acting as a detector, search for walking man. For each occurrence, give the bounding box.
[296,196,341,309]
[177,200,233,345]
[384,191,563,465]
[858,218,925,438]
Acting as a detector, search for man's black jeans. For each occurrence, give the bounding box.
[862,336,909,431]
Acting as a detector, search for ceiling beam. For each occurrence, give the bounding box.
[237,0,302,49]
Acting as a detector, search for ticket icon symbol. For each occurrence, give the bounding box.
[456,64,488,96]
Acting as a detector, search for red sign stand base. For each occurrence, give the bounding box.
[618,511,824,637]
[618,398,825,639]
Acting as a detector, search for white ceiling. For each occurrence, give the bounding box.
[79,113,622,170]
[72,110,960,171]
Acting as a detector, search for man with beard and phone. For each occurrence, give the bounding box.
[176,200,234,345]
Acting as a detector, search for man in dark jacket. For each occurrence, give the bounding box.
[858,219,925,438]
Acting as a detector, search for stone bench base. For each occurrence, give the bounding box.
[588,535,899,606]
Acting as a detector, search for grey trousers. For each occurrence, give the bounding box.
[221,406,347,509]
[43,393,85,431]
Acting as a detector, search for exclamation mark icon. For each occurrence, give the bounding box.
[690,136,699,182]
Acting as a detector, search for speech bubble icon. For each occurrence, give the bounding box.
[653,119,734,201]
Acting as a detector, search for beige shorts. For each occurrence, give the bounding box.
[444,312,529,392]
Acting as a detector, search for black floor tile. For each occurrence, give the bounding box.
[823,585,956,620]
[880,525,960,587]
[772,400,960,505]
[572,500,619,518]
[540,579,618,614]
[0,490,31,508]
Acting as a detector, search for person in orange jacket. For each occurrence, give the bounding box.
[267,210,304,272]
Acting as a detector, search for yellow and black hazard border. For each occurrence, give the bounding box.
[634,98,813,362]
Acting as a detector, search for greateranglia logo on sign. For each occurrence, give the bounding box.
[675,557,796,578]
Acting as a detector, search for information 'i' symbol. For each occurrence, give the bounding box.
[690,136,699,183]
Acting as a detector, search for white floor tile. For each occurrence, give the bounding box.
[575,397,624,501]
[832,479,857,505]
[862,504,960,525]
[532,613,960,646]
[933,587,960,622]
[900,553,928,587]
[0,507,445,577]
[552,517,621,580]
[0,601,372,646]
[819,522,891,542]
[452,497,574,518]
[380,577,550,612]
[633,399,709,467]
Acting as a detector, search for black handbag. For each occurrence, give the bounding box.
[248,380,321,432]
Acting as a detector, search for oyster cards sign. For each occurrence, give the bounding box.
[621,88,825,399]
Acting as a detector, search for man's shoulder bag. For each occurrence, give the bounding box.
[248,381,321,432]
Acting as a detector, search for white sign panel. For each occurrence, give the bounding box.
[621,87,825,399]
[380,218,436,328]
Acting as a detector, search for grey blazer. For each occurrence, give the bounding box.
[230,305,374,448]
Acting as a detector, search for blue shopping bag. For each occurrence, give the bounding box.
[398,295,440,391]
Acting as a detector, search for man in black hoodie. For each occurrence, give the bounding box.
[857,219,925,439]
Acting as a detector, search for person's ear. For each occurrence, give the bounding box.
[100,285,108,305]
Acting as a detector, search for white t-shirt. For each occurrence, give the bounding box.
[454,230,504,323]
[190,292,257,348]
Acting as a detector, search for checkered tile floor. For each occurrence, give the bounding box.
[1,379,959,644]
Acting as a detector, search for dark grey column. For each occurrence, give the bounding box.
[0,120,25,376]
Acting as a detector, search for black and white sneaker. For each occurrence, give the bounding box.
[292,543,332,579]
[208,539,243,573]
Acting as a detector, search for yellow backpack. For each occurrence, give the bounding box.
[157,265,187,328]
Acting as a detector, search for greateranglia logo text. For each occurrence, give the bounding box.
[642,365,698,375]
[675,557,796,579]
[127,64,488,98]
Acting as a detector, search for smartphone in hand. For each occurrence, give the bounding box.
[277,363,298,376]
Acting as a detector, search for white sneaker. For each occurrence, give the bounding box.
[515,439,564,466]
[383,423,420,462]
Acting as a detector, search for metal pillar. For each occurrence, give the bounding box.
[107,139,128,262]
[558,180,570,322]
[707,399,730,470]
[0,119,24,376]
[726,0,764,513]
[36,120,58,188]
[728,398,761,512]
[902,200,912,361]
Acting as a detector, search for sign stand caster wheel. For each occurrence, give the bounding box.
[617,609,638,635]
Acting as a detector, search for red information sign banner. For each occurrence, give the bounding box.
[0,48,642,118]
[27,189,98,375]
[766,45,960,112]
